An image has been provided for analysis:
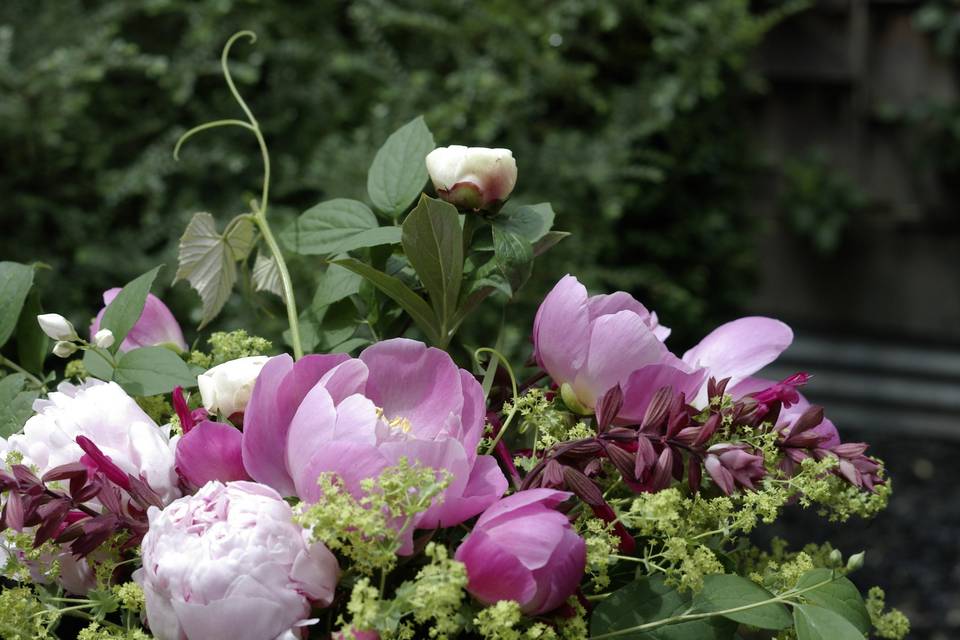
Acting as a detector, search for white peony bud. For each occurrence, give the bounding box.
[52,341,78,358]
[93,328,115,349]
[197,356,269,417]
[37,313,78,341]
[425,145,517,211]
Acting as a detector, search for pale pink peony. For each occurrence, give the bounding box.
[455,489,586,615]
[134,481,339,640]
[90,288,187,353]
[425,146,517,210]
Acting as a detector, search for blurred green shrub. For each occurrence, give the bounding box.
[0,0,801,350]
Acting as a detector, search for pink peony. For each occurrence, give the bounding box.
[454,489,586,615]
[134,481,339,640]
[90,288,187,353]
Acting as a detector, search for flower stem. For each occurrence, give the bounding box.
[0,355,45,389]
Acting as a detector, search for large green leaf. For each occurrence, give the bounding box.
[100,266,161,352]
[113,346,196,396]
[0,261,35,348]
[15,290,47,376]
[492,226,534,293]
[795,569,870,634]
[0,374,39,438]
[401,195,463,330]
[367,116,436,217]
[693,574,792,630]
[83,348,115,382]
[332,258,441,346]
[495,202,555,242]
[793,604,865,640]
[174,212,243,328]
[590,576,736,640]
[281,199,402,256]
[311,263,363,309]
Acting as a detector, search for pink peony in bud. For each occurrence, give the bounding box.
[90,288,187,353]
[454,489,586,615]
[133,480,339,640]
[533,275,702,421]
[425,146,517,211]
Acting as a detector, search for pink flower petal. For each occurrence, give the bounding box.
[532,275,590,384]
[682,317,793,385]
[176,420,250,486]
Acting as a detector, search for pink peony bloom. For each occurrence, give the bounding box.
[194,339,507,550]
[454,489,586,615]
[175,420,250,488]
[90,288,187,353]
[134,481,339,640]
[533,275,703,421]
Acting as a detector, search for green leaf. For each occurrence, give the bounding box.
[401,195,463,330]
[326,337,371,354]
[83,348,115,382]
[252,252,285,300]
[0,374,39,438]
[311,263,363,309]
[174,212,238,329]
[492,226,534,293]
[281,199,402,256]
[100,266,161,353]
[15,290,47,376]
[0,261,35,348]
[332,258,441,346]
[495,202,555,242]
[113,346,196,396]
[693,574,792,630]
[532,230,571,257]
[793,604,865,640]
[795,569,870,634]
[590,576,736,640]
[367,116,436,217]
[224,216,258,260]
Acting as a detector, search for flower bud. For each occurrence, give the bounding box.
[37,314,78,341]
[198,356,269,417]
[846,551,865,572]
[828,548,843,567]
[52,341,78,358]
[425,146,517,211]
[93,329,115,349]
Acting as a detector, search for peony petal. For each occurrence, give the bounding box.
[455,528,538,607]
[475,488,572,529]
[457,370,487,459]
[291,541,341,606]
[619,364,707,424]
[683,317,793,386]
[285,385,338,483]
[317,359,369,405]
[525,529,586,615]
[176,421,250,487]
[532,275,591,384]
[416,454,507,529]
[294,441,390,503]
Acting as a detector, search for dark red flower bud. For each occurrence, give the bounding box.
[562,467,604,507]
[596,385,624,432]
[76,436,132,491]
[604,442,637,481]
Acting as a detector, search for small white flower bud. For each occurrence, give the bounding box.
[846,551,865,572]
[93,329,115,349]
[37,314,78,341]
[52,341,78,358]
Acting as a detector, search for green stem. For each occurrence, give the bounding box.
[476,348,519,455]
[588,575,836,639]
[0,355,44,389]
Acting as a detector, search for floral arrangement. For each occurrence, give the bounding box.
[0,33,909,640]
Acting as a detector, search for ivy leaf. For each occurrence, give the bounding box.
[793,604,865,640]
[99,266,161,353]
[367,116,436,217]
[281,199,402,256]
[332,258,441,346]
[495,202,555,242]
[590,576,737,639]
[692,574,792,630]
[795,569,870,634]
[113,346,197,396]
[0,261,35,349]
[252,252,285,300]
[174,212,239,329]
[401,195,463,330]
[15,290,47,376]
[492,226,534,294]
[0,374,39,438]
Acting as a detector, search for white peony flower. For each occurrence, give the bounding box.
[425,145,517,211]
[134,481,339,640]
[197,355,269,417]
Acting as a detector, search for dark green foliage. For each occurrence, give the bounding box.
[0,0,797,348]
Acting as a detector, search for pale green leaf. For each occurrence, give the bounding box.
[100,266,161,352]
[113,346,197,396]
[795,569,870,634]
[0,374,39,438]
[224,215,258,260]
[0,262,35,348]
[252,251,285,300]
[793,604,865,640]
[281,198,402,256]
[174,212,237,329]
[367,116,436,217]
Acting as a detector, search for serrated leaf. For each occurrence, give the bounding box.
[0,374,39,438]
[113,346,196,396]
[367,116,436,217]
[793,604,865,640]
[590,576,737,640]
[401,195,463,330]
[492,226,534,293]
[495,202,555,242]
[224,215,258,260]
[693,574,792,630]
[174,212,237,329]
[100,266,161,352]
[16,290,47,375]
[332,258,441,346]
[281,199,402,256]
[532,230,570,257]
[252,252,285,300]
[0,261,35,348]
[795,569,870,634]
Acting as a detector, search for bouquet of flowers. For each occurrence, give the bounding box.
[0,33,909,640]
